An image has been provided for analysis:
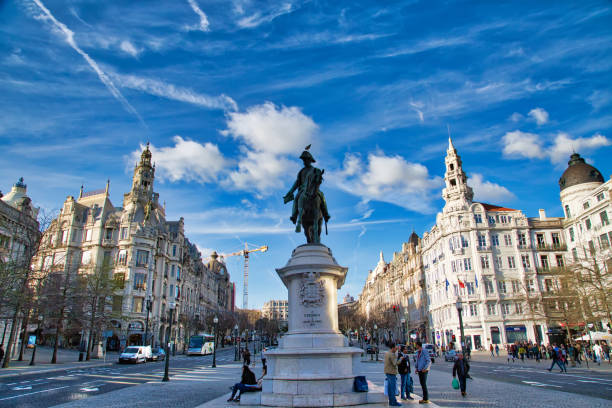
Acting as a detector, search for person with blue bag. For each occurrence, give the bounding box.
[398,345,414,400]
[452,351,470,397]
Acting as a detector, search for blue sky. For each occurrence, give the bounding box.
[1,0,611,309]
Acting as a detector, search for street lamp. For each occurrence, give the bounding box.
[143,296,152,346]
[29,315,43,366]
[234,324,239,361]
[212,315,219,368]
[162,302,175,382]
[374,324,379,361]
[400,318,406,344]
[456,298,465,355]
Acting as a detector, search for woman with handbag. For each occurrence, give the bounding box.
[452,351,470,397]
[398,346,414,400]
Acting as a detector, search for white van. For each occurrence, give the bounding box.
[119,345,151,363]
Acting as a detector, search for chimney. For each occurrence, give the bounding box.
[538,209,546,220]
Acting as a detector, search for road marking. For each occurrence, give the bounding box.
[0,386,70,401]
[12,386,32,390]
[79,387,99,392]
[578,380,599,383]
[521,381,561,388]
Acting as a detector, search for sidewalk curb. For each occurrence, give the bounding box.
[0,362,113,378]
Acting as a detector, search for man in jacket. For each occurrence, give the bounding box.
[452,351,470,397]
[384,342,402,406]
[415,341,431,404]
[398,346,413,400]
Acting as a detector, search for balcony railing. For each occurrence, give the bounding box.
[452,248,464,255]
[536,244,567,251]
[517,244,531,250]
[477,246,491,251]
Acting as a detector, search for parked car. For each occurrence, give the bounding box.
[119,346,151,364]
[423,343,436,363]
[444,349,457,362]
[149,347,166,361]
[366,344,379,354]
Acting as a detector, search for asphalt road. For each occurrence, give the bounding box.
[0,347,238,408]
[430,357,612,400]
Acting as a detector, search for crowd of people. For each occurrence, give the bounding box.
[502,340,610,367]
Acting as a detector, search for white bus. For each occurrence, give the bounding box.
[187,334,215,355]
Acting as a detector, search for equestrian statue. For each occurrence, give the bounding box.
[283,146,330,244]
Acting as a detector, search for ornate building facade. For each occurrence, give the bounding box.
[356,139,611,350]
[262,299,289,323]
[33,145,233,351]
[358,233,428,342]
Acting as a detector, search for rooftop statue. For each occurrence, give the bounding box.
[283,146,330,244]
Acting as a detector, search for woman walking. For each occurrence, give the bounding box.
[452,351,470,397]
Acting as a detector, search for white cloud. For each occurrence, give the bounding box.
[226,150,294,193]
[587,90,611,111]
[130,136,228,183]
[468,173,515,203]
[112,73,238,111]
[119,40,141,57]
[509,112,524,122]
[528,107,549,125]
[221,102,318,194]
[549,132,611,164]
[331,152,442,213]
[29,0,143,124]
[236,3,294,28]
[502,130,546,159]
[503,130,611,164]
[186,0,211,31]
[223,102,316,155]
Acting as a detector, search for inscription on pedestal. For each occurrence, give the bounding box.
[303,312,322,326]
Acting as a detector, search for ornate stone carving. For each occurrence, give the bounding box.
[299,272,325,307]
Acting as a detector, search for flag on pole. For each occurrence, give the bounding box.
[445,278,449,291]
[475,273,478,287]
[458,279,466,289]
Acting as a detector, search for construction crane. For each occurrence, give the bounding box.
[220,243,268,310]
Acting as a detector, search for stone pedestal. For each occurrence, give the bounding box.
[257,244,380,407]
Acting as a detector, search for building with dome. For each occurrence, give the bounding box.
[32,145,234,353]
[0,177,40,263]
[557,153,611,335]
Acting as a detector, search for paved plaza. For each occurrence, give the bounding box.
[1,348,611,407]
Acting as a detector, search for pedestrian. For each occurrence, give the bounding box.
[415,340,432,404]
[384,342,402,406]
[593,343,603,365]
[0,344,4,362]
[398,346,414,400]
[452,351,470,397]
[243,347,251,366]
[518,345,526,362]
[489,344,494,358]
[495,344,499,357]
[261,347,267,367]
[227,365,258,402]
[507,345,515,363]
[547,345,567,373]
[574,343,582,366]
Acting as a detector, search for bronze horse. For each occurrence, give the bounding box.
[295,168,326,244]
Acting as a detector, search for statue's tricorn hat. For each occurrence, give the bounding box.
[299,150,316,163]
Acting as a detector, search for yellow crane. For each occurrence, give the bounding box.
[220,243,268,309]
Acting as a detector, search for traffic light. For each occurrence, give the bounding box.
[452,335,456,342]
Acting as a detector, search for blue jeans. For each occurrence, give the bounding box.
[400,373,411,398]
[386,374,399,405]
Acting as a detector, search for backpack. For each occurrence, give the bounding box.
[353,376,368,392]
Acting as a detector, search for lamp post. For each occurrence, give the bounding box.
[162,302,175,382]
[374,324,379,361]
[78,329,85,362]
[456,298,465,355]
[212,315,218,368]
[143,297,152,346]
[234,324,239,361]
[400,318,406,344]
[29,315,43,366]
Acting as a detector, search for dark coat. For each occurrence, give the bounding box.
[241,367,257,385]
[452,359,470,378]
[398,353,411,375]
